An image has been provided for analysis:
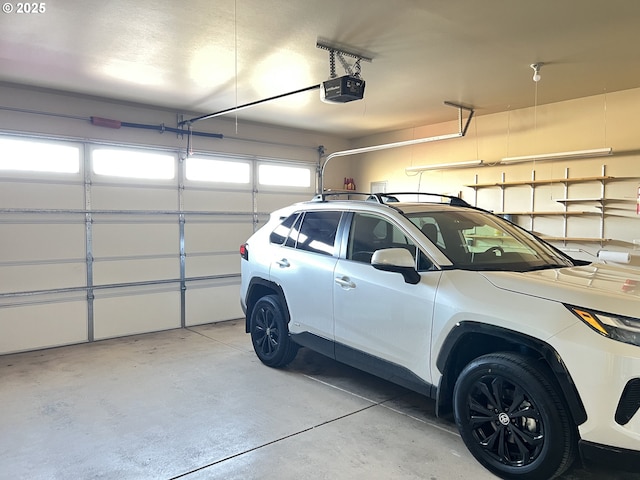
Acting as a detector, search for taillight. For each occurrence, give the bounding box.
[239,243,248,260]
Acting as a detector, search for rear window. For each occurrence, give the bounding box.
[270,213,300,245]
[270,210,342,256]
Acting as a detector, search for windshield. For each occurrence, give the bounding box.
[406,209,575,272]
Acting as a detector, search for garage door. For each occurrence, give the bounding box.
[0,135,316,354]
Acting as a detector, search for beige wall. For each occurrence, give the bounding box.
[341,88,640,260]
[347,88,640,189]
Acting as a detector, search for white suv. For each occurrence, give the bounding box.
[239,192,640,479]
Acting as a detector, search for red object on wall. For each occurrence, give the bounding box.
[90,116,122,129]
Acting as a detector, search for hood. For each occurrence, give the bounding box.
[481,263,640,318]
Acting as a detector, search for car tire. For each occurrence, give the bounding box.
[453,352,577,480]
[250,294,298,368]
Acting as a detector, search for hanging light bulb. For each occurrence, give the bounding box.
[530,63,543,82]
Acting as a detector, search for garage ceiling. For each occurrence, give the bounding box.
[2,0,640,139]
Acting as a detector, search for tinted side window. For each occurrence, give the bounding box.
[294,211,342,256]
[347,213,417,264]
[269,213,299,245]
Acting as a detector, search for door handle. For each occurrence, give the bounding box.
[276,258,290,268]
[335,276,356,289]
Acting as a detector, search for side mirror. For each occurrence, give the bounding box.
[371,248,421,285]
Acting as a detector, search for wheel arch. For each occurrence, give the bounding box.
[244,277,290,332]
[435,321,587,426]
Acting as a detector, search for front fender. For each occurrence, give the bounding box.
[435,321,587,425]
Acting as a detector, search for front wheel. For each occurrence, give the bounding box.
[453,352,577,480]
[250,294,298,368]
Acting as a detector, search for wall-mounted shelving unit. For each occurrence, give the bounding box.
[465,165,636,246]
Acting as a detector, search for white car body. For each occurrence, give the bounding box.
[240,195,640,478]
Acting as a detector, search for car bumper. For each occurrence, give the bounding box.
[552,322,640,453]
[580,440,640,472]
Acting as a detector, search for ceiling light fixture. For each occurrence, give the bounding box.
[501,147,613,164]
[530,63,543,82]
[406,159,484,173]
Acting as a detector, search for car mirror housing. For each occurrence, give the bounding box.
[371,248,421,285]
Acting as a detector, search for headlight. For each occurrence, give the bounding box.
[566,305,640,347]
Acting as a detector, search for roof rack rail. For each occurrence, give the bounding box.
[312,191,471,207]
[311,192,372,202]
[367,192,471,207]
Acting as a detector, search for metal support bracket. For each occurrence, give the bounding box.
[316,40,373,62]
[443,101,475,136]
[316,40,373,80]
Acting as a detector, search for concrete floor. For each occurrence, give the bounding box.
[0,320,636,480]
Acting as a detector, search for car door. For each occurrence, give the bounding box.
[268,210,342,342]
[333,211,441,384]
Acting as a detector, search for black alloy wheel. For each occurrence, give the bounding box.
[250,294,298,368]
[453,352,576,480]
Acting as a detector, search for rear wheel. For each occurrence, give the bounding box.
[250,294,298,368]
[453,352,576,480]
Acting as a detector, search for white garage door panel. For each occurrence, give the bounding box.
[182,189,252,212]
[0,263,86,293]
[0,143,317,353]
[184,222,253,253]
[0,223,85,262]
[256,191,312,213]
[91,185,178,211]
[93,288,180,340]
[0,300,87,354]
[0,182,84,209]
[92,223,178,257]
[185,282,242,326]
[185,254,239,277]
[93,258,178,285]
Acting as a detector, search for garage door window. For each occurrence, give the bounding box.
[258,164,311,188]
[92,148,175,179]
[186,157,250,184]
[0,137,80,174]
